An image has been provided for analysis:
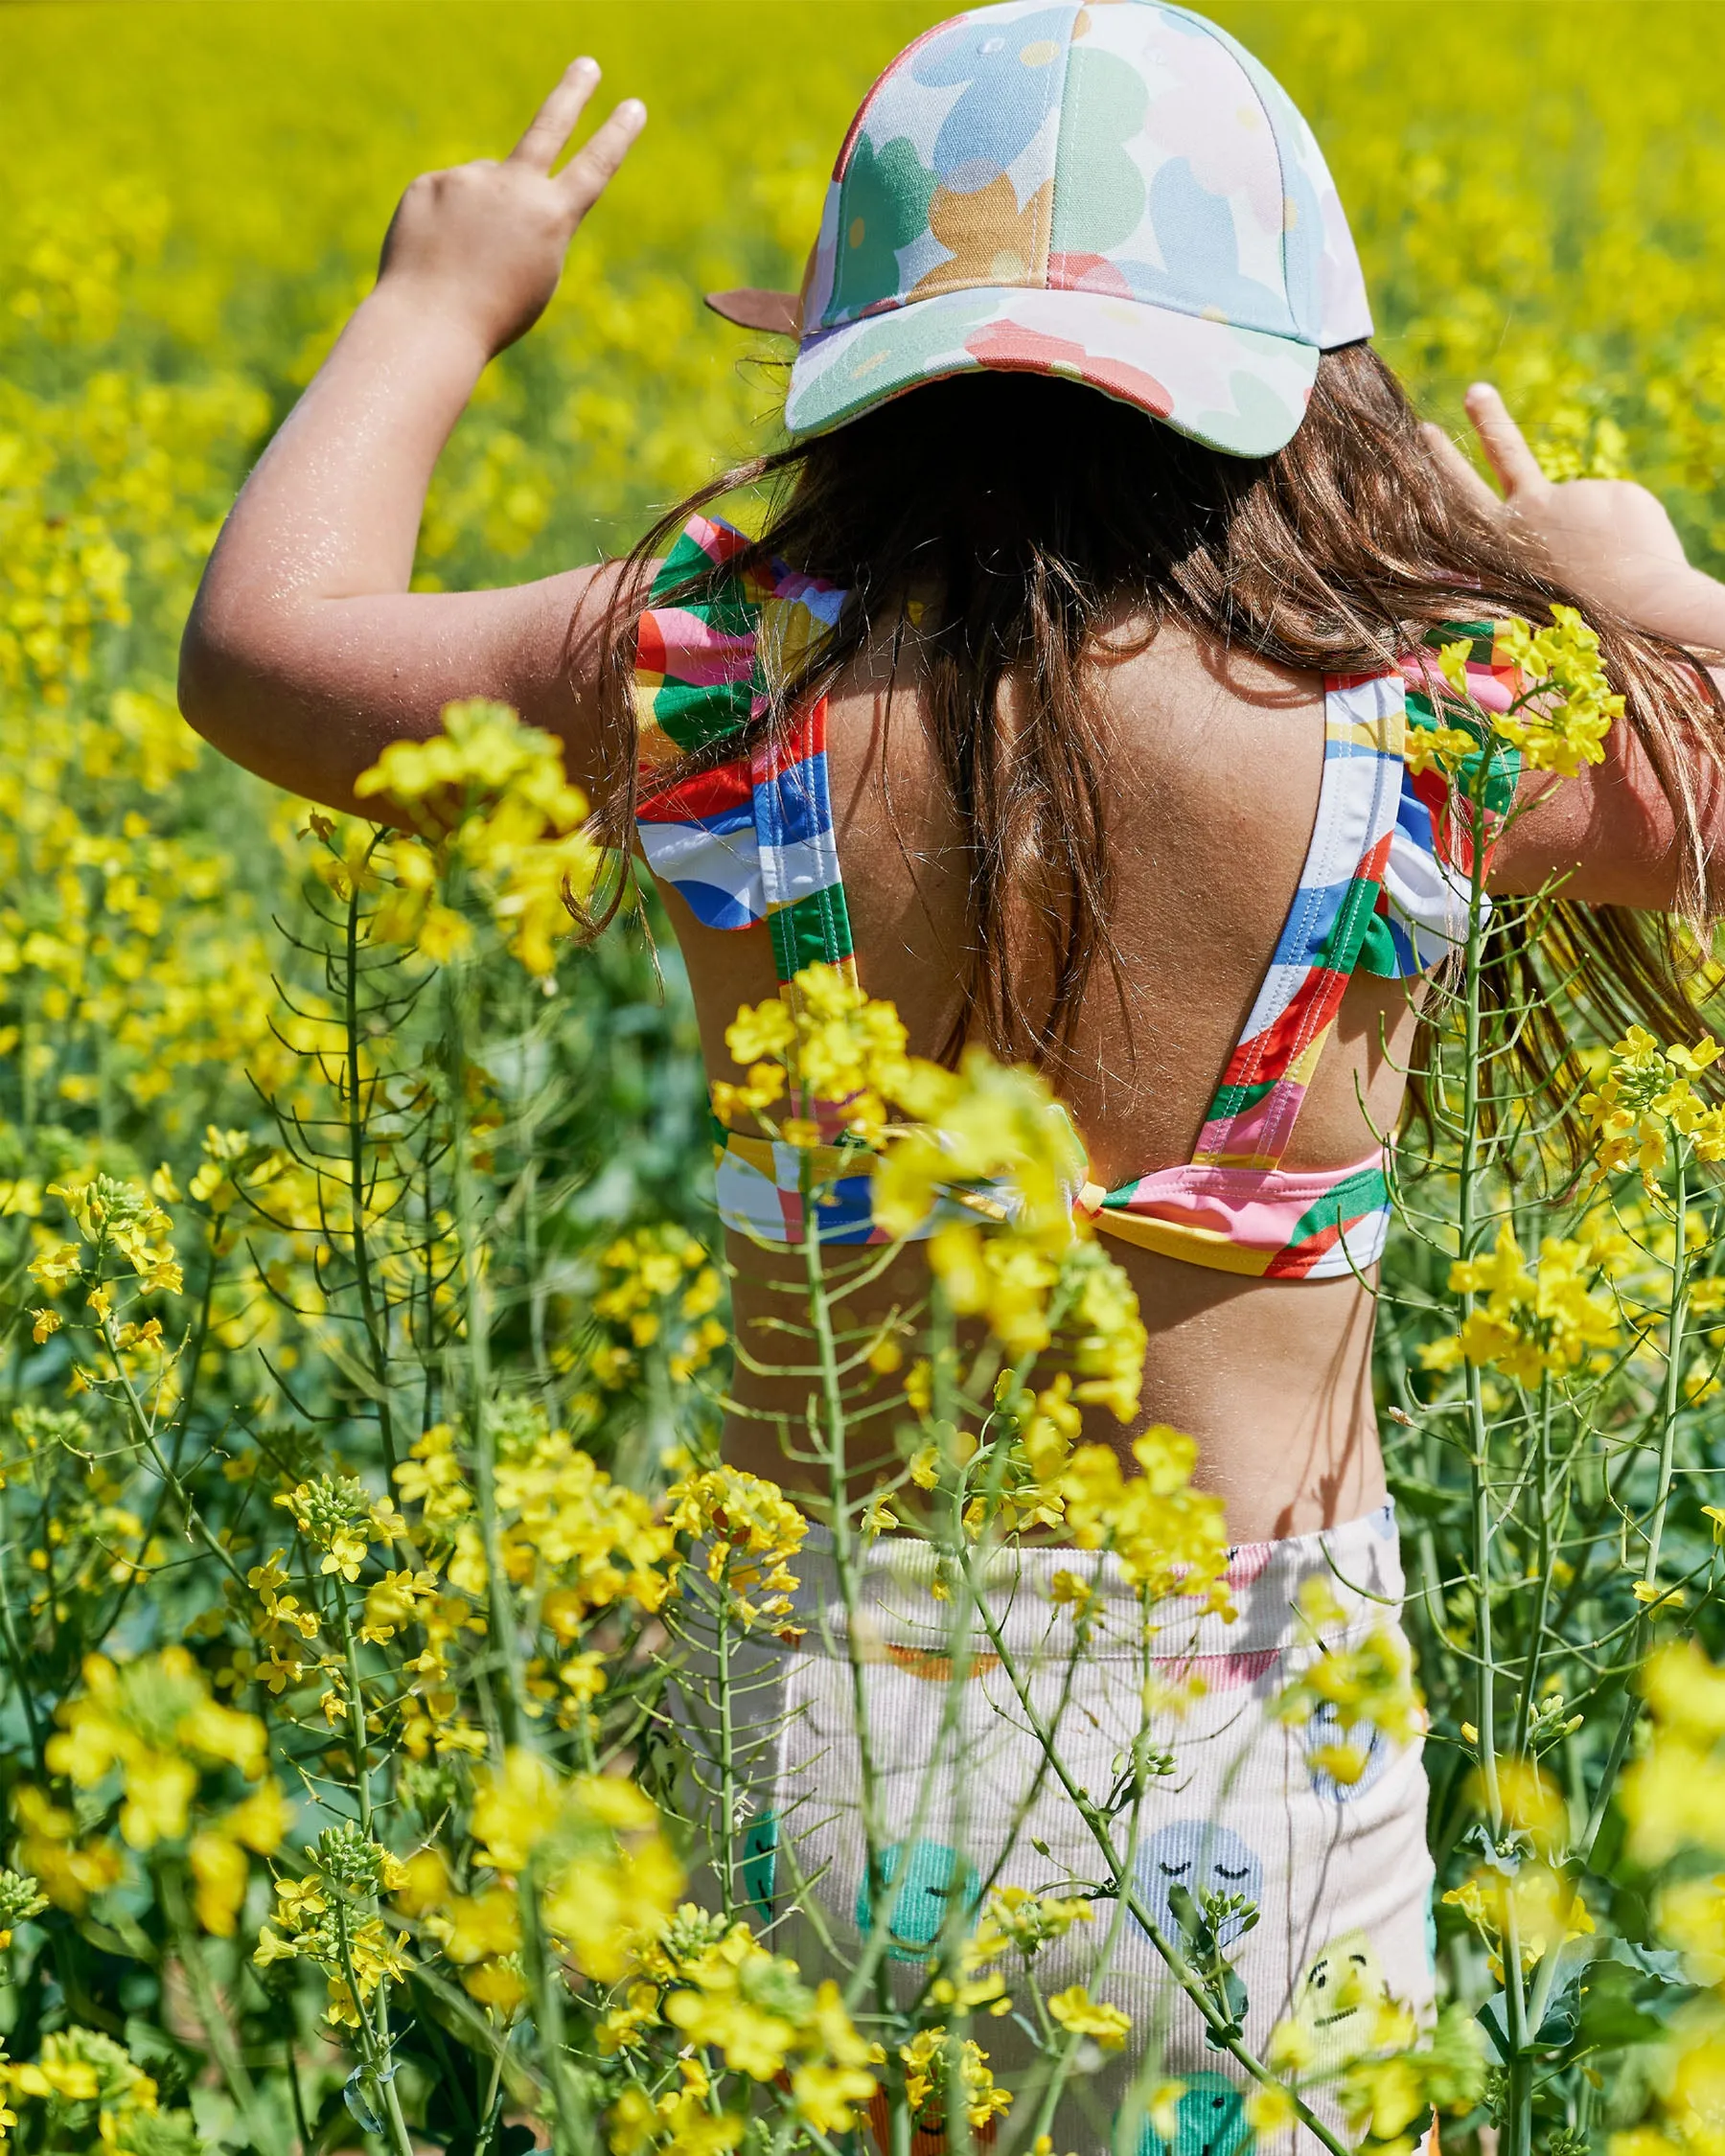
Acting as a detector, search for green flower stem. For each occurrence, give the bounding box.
[470,2014,508,2156]
[99,1236,224,1644]
[1577,1149,1691,1864]
[1457,775,1503,1833]
[338,1682,418,2156]
[335,1585,376,1835]
[1644,1153,1690,1594]
[329,1893,414,2156]
[0,1496,46,1773]
[417,1146,443,1433]
[406,1961,522,2091]
[959,1552,1351,2156]
[832,1382,995,2027]
[1505,1376,1586,2096]
[797,1160,892,2034]
[344,879,399,1484]
[94,1310,249,1591]
[164,1226,218,1472]
[0,1473,104,2051]
[518,1855,586,2156]
[1510,1379,1556,1765]
[714,1585,738,1923]
[934,1345,986,2009]
[891,1555,1105,2042]
[1024,1720,1147,2147]
[162,1863,281,2156]
[442,944,524,1754]
[1503,1896,1533,2156]
[946,1580,1102,1933]
[378,2056,416,2156]
[285,2030,314,2156]
[795,1209,993,2156]
[1452,767,1539,2147]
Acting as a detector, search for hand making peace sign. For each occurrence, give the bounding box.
[376,58,646,360]
[1422,383,1698,633]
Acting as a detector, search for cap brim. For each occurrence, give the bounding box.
[783,286,1322,458]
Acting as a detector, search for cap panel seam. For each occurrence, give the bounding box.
[1039,3,1085,286]
[1158,0,1293,333]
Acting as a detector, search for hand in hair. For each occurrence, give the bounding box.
[177,62,647,818]
[1423,384,1725,654]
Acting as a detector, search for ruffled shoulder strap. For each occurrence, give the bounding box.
[632,516,854,975]
[633,514,848,763]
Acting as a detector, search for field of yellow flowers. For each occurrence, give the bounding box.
[11,5,1725,2156]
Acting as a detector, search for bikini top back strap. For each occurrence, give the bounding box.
[1189,672,1410,1175]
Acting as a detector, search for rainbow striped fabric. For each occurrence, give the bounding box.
[634,516,887,1245]
[633,516,852,969]
[633,515,1520,1274]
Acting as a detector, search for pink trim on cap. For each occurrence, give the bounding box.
[832,17,954,179]
[962,320,1176,419]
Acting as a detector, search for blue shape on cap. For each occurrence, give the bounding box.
[911,5,1076,183]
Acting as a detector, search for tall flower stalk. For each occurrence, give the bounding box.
[1382,613,1725,2156]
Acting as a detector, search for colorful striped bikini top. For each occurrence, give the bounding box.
[632,515,1520,1282]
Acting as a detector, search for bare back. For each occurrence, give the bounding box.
[670,613,1414,1539]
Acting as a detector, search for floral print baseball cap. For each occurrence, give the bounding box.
[714,0,1371,458]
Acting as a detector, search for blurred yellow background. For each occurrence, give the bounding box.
[11,0,1725,582]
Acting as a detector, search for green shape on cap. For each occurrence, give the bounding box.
[1189,368,1302,457]
[827,135,938,324]
[787,291,997,438]
[1050,45,1149,257]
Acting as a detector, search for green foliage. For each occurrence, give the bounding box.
[9,7,1725,2156]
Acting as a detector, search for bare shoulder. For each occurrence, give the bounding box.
[1085,608,1322,722]
[822,601,1326,821]
[1080,611,1326,827]
[1486,682,1715,909]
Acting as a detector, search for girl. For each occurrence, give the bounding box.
[181,6,1725,2146]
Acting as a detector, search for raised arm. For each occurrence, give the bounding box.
[1427,384,1725,909]
[178,60,647,814]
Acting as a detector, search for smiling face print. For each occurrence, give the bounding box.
[1138,2074,1251,2156]
[1303,1698,1392,1802]
[1132,1821,1263,1948]
[853,1838,982,1963]
[1287,1929,1389,2071]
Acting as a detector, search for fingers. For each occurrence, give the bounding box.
[509,56,601,172]
[1464,381,1549,500]
[558,96,648,214]
[1419,421,1503,515]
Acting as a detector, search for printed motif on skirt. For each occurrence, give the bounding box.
[665,1506,1435,2156]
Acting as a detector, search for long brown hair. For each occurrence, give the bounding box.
[593,345,1724,1158]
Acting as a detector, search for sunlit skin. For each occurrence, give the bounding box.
[180,62,1725,1540]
